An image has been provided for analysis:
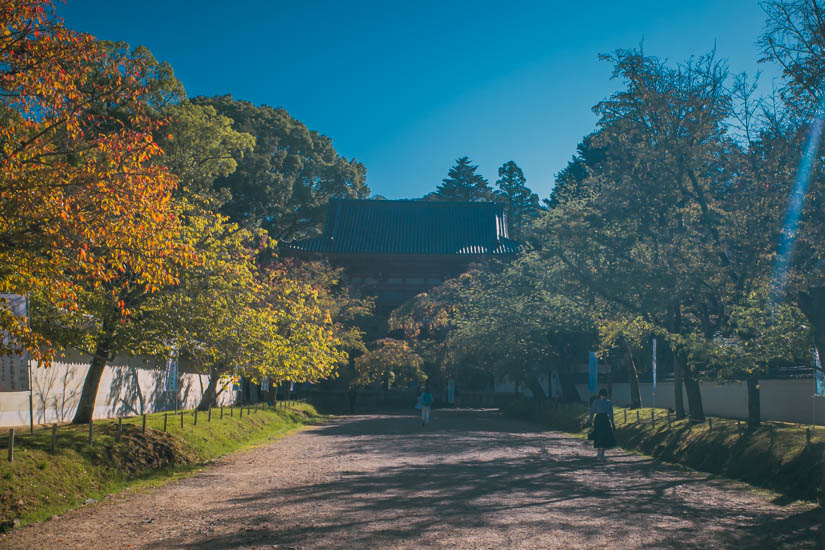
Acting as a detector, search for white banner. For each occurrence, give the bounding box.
[165,353,178,393]
[0,294,30,392]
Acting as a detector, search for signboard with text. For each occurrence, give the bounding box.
[0,294,30,392]
[165,353,178,393]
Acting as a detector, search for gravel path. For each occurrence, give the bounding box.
[1,409,820,549]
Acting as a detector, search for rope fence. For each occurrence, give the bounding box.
[610,405,822,454]
[3,395,312,462]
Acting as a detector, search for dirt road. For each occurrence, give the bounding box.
[0,409,819,549]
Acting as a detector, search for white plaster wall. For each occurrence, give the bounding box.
[571,379,825,425]
[0,350,233,427]
[494,374,549,398]
[760,378,824,424]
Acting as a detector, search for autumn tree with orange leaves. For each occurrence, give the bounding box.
[0,1,190,421]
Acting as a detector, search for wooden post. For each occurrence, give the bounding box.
[623,409,627,423]
[230,404,234,417]
[807,427,812,450]
[7,428,14,462]
[239,405,243,418]
[636,410,640,423]
[117,417,123,442]
[708,418,712,431]
[142,414,147,433]
[208,407,212,422]
[88,420,94,445]
[180,411,184,428]
[163,413,168,432]
[651,410,655,428]
[737,419,742,436]
[50,423,58,454]
[194,409,198,426]
[220,405,224,419]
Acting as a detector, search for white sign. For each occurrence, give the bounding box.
[165,354,178,393]
[0,294,30,392]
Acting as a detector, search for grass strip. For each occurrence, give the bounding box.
[503,399,825,503]
[0,403,322,530]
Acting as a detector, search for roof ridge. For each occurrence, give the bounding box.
[332,198,500,206]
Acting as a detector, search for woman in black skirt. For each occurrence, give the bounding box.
[589,388,616,459]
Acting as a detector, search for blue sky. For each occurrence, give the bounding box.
[58,1,780,200]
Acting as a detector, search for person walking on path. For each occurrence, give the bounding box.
[420,383,433,426]
[589,388,616,459]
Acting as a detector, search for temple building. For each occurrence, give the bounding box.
[284,198,521,307]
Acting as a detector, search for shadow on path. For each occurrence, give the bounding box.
[156,409,820,549]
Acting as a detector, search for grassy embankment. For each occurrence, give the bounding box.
[0,402,322,530]
[503,400,825,502]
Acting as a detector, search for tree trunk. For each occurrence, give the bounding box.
[558,371,581,402]
[683,367,705,422]
[673,352,686,419]
[72,332,115,424]
[747,375,760,428]
[526,375,547,401]
[668,304,686,419]
[197,367,220,411]
[624,339,642,409]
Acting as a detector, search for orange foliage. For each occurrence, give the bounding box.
[0,1,190,361]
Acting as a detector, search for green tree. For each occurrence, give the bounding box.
[704,292,810,427]
[156,101,256,207]
[192,95,369,241]
[758,0,825,358]
[758,0,825,116]
[389,268,481,388]
[427,156,493,202]
[547,134,606,209]
[534,49,742,421]
[445,257,596,401]
[597,316,656,409]
[494,161,541,239]
[353,338,425,389]
[275,259,374,391]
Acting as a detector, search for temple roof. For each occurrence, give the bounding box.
[284,199,521,256]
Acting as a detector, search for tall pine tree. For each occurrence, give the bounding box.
[428,157,493,201]
[494,161,541,239]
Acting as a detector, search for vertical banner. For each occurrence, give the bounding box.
[550,370,562,400]
[651,337,657,391]
[0,294,30,392]
[588,352,598,393]
[164,352,178,393]
[815,348,825,397]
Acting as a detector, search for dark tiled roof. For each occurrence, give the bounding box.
[285,199,521,256]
